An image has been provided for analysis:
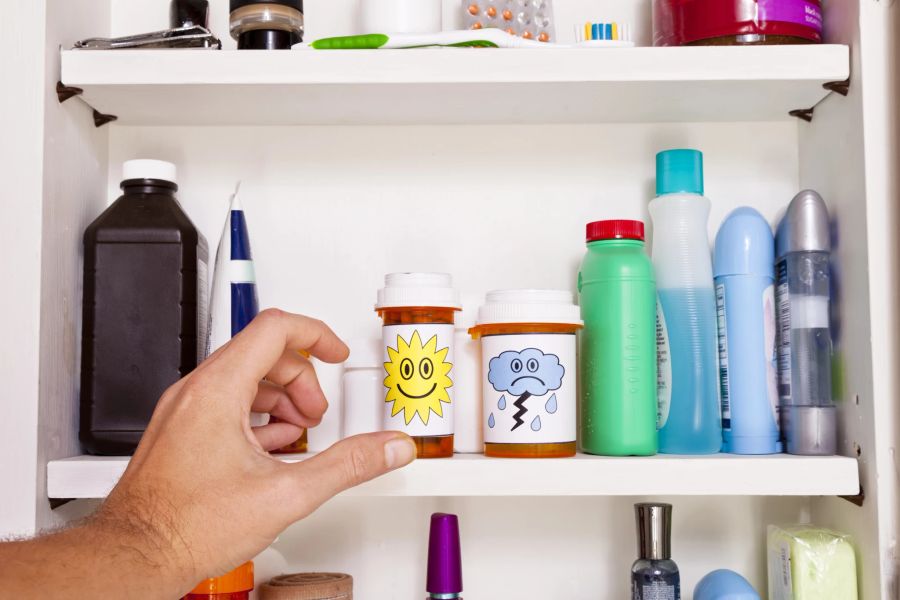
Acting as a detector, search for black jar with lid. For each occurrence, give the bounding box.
[230,0,304,50]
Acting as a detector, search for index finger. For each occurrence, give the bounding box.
[203,309,349,385]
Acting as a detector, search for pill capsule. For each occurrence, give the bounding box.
[472,21,483,29]
[522,30,533,39]
[505,27,516,35]
[503,9,513,20]
[468,4,479,15]
[538,31,549,42]
[486,6,497,17]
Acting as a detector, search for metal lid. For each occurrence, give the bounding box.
[635,503,672,560]
[776,190,830,258]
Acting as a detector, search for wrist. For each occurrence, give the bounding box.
[93,489,198,596]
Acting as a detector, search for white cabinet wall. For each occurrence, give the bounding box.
[1,0,898,597]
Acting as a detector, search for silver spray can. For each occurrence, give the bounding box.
[774,190,836,455]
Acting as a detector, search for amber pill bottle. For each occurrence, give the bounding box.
[183,562,254,600]
[470,290,582,458]
[376,274,460,459]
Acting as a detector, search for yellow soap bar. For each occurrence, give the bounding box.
[768,524,858,600]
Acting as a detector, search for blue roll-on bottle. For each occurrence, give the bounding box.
[713,207,781,454]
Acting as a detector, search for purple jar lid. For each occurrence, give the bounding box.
[427,513,463,595]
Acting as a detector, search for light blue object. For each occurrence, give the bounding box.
[656,149,704,196]
[714,207,781,454]
[652,149,722,454]
[657,288,721,453]
[695,569,760,600]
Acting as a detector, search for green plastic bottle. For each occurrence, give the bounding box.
[578,220,658,456]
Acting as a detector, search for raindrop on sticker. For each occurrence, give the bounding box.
[498,395,507,410]
[531,415,542,431]
[545,394,558,414]
[488,413,496,428]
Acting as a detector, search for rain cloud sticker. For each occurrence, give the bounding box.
[488,348,565,397]
[488,348,565,431]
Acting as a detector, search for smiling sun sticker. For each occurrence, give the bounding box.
[384,330,453,426]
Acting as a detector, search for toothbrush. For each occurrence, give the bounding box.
[301,29,565,50]
[574,21,635,47]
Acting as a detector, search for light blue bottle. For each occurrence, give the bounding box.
[650,150,722,454]
[714,208,781,454]
[695,569,760,600]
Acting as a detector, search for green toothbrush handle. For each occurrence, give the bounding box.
[310,34,390,50]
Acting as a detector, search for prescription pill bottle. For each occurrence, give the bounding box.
[341,339,384,438]
[183,562,254,600]
[376,273,460,459]
[469,290,582,458]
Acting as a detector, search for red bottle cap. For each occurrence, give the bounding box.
[586,220,645,242]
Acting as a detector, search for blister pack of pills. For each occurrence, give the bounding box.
[463,0,556,43]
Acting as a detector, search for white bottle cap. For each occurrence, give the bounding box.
[344,338,383,369]
[122,159,177,184]
[375,272,461,310]
[476,289,583,326]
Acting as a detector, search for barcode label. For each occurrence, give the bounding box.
[656,297,672,429]
[715,284,730,428]
[775,261,792,401]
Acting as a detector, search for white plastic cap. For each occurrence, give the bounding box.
[375,272,461,310]
[476,289,583,326]
[344,338,383,369]
[456,292,483,330]
[122,159,177,184]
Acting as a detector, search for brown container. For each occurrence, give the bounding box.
[259,573,352,600]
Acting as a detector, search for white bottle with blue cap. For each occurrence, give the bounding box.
[714,207,781,454]
[650,149,722,454]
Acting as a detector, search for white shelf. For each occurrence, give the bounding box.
[47,453,859,499]
[59,45,849,125]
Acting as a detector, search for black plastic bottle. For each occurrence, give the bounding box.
[81,160,208,455]
[631,503,681,600]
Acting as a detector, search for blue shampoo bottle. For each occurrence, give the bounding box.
[713,207,780,454]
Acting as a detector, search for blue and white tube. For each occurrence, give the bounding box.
[713,207,780,454]
[208,183,259,355]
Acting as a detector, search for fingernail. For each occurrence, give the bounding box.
[384,436,417,469]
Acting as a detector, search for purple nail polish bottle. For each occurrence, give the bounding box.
[427,513,463,600]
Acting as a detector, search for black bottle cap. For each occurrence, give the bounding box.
[230,0,303,12]
[237,29,299,49]
[170,0,210,29]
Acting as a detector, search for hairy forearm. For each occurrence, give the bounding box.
[0,505,194,599]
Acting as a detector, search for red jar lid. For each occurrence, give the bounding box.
[586,220,645,242]
[653,0,823,46]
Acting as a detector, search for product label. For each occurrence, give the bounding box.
[759,0,823,34]
[775,261,792,402]
[763,284,780,431]
[633,581,680,600]
[768,539,794,600]
[715,284,730,431]
[382,324,455,436]
[482,333,576,444]
[656,296,672,429]
[197,259,209,362]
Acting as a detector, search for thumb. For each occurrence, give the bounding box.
[281,432,417,519]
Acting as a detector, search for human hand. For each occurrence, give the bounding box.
[95,309,416,597]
